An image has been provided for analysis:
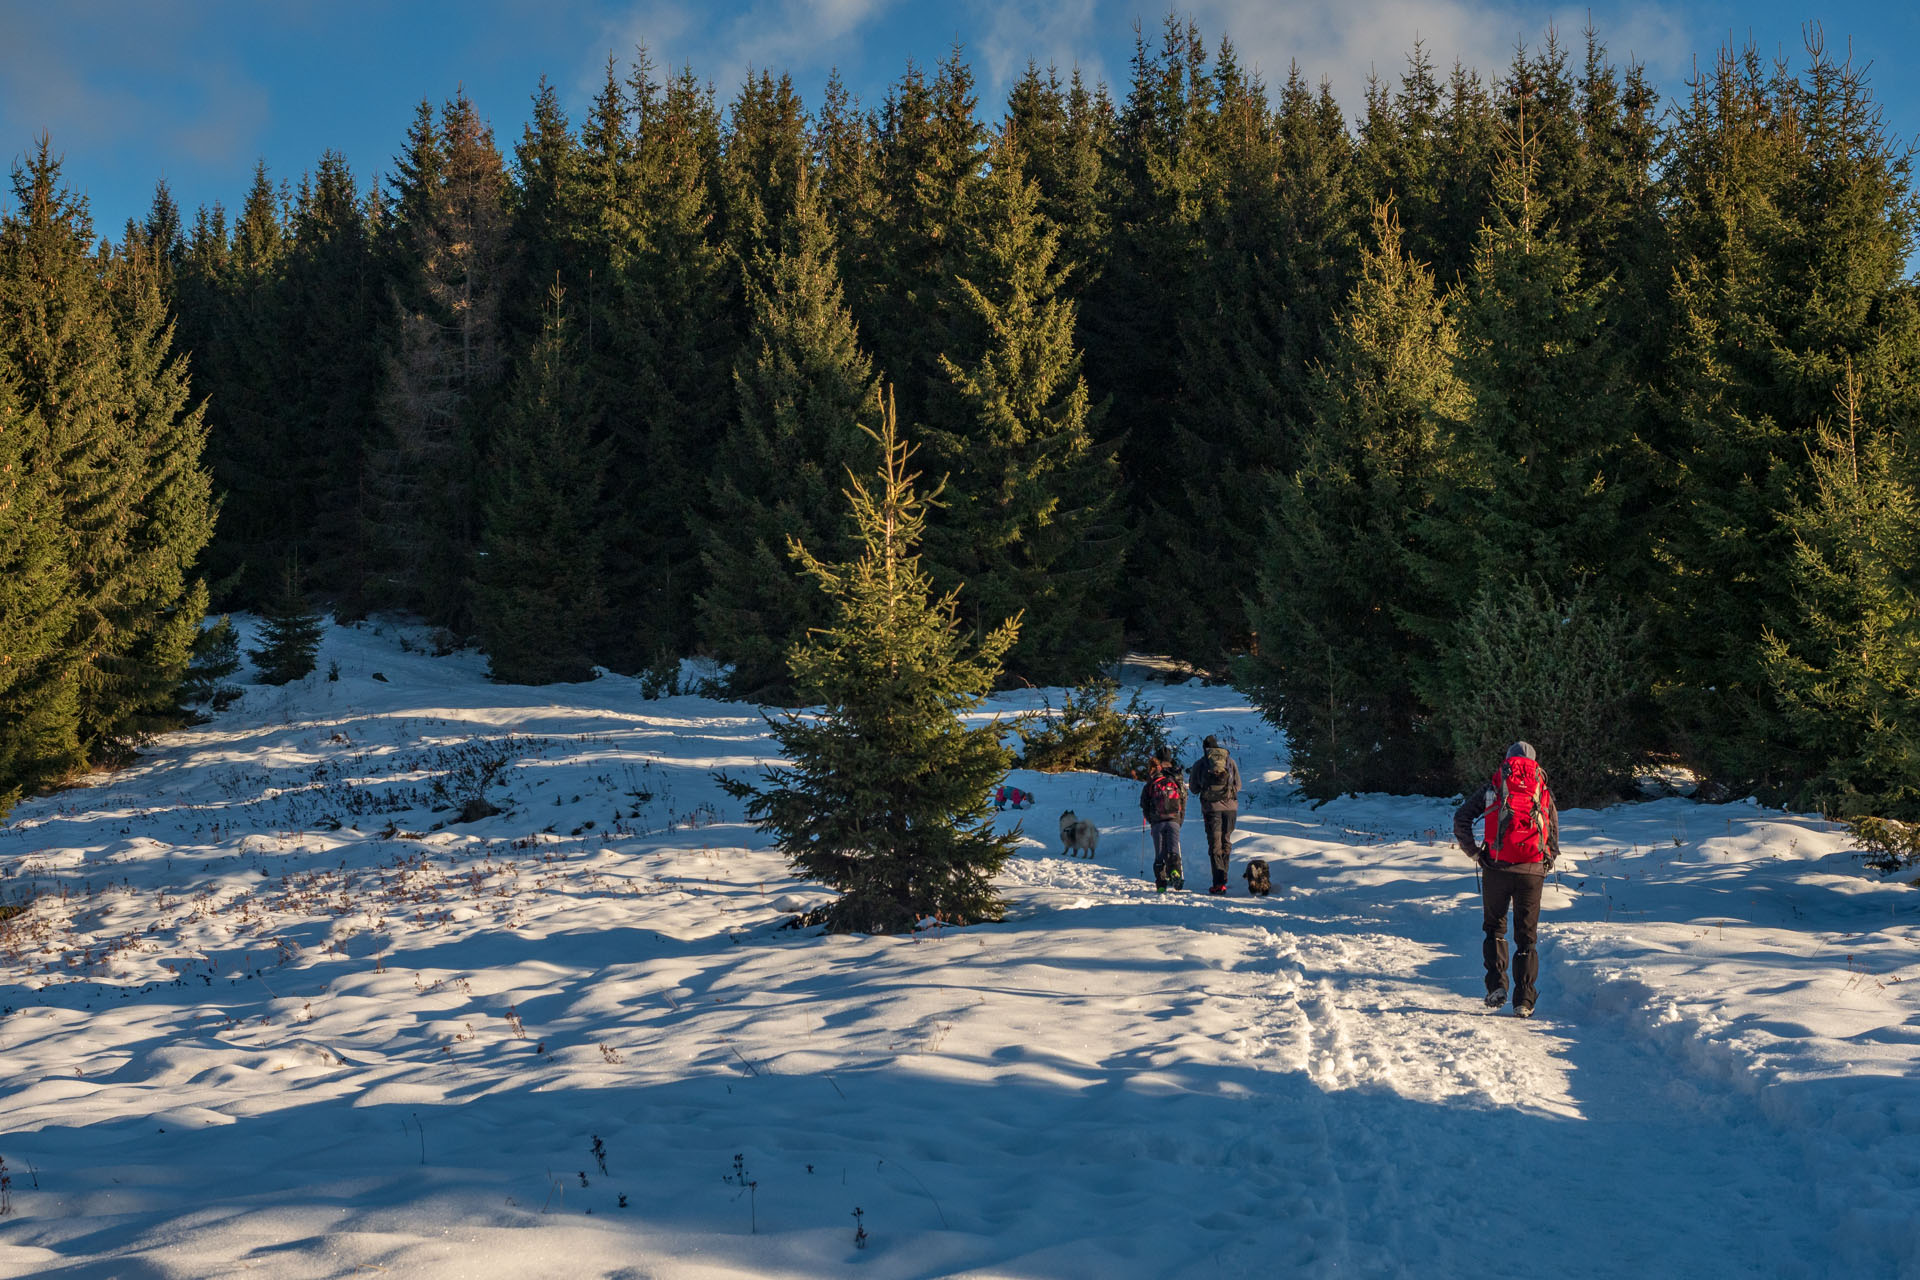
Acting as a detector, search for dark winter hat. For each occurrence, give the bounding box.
[1202,735,1220,749]
[1506,741,1537,760]
[1155,745,1175,763]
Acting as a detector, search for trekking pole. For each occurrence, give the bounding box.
[1139,818,1148,882]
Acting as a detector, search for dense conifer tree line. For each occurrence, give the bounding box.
[7,17,1920,823]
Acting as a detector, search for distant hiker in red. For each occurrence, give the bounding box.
[1141,746,1186,891]
[1188,734,1241,894]
[1453,740,1560,1018]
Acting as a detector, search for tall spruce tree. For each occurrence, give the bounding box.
[94,221,216,747]
[281,151,382,604]
[196,162,291,603]
[0,363,78,814]
[813,68,883,287]
[720,70,810,269]
[921,143,1125,683]
[1355,45,1445,273]
[0,140,124,785]
[1,139,215,772]
[697,168,878,700]
[723,394,1020,934]
[1239,204,1470,796]
[602,62,732,667]
[860,46,986,431]
[474,286,607,684]
[1162,58,1359,658]
[1417,76,1629,602]
[505,78,584,347]
[1000,63,1114,308]
[367,94,513,626]
[1761,363,1920,816]
[1083,18,1215,641]
[1652,35,1920,787]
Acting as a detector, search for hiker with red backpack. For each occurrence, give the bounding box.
[1453,740,1560,1018]
[1141,746,1186,891]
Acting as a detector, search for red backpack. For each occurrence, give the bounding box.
[1148,772,1183,820]
[1482,755,1551,864]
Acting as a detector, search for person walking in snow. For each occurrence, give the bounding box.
[1453,740,1560,1018]
[1141,746,1186,891]
[1188,734,1242,894]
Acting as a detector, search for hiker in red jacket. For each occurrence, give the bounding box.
[1453,740,1560,1018]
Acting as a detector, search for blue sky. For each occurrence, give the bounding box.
[3,0,1917,241]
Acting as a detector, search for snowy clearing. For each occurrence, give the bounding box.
[2,621,1917,1279]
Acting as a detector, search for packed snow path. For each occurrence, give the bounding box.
[1,622,1915,1278]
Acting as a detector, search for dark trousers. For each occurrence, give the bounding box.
[1150,819,1183,887]
[1202,810,1237,888]
[1482,866,1544,1007]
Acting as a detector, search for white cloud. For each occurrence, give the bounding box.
[964,0,1109,105]
[1142,0,1695,121]
[587,0,897,102]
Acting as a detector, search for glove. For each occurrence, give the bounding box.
[1543,853,1558,873]
[1474,845,1498,872]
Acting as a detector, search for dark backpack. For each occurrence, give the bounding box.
[1196,753,1232,805]
[1148,772,1183,820]
[1482,755,1550,864]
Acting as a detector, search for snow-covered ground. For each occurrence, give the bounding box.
[2,621,1917,1279]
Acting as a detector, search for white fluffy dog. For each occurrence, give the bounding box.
[1058,810,1099,859]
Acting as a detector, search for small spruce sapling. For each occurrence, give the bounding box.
[183,616,243,710]
[249,565,325,685]
[721,391,1022,933]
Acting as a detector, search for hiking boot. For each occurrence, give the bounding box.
[1514,1002,1535,1019]
[1154,880,1168,892]
[1208,884,1227,895]
[1484,988,1507,1008]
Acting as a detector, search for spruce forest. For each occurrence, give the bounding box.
[3,17,1918,822]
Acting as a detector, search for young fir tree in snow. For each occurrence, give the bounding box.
[473,286,607,685]
[249,566,324,686]
[921,141,1125,686]
[181,616,243,711]
[697,166,879,702]
[724,392,1020,934]
[1238,202,1468,797]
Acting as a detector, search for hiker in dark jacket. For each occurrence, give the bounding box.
[1188,734,1242,894]
[1453,740,1560,1018]
[1140,747,1186,891]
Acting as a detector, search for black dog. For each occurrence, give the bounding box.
[1243,858,1271,896]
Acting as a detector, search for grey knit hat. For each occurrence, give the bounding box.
[1505,741,1537,760]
